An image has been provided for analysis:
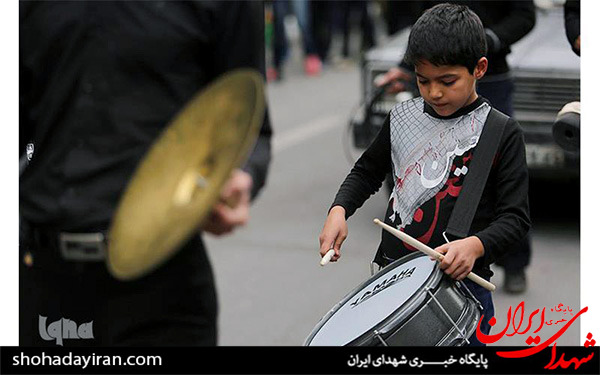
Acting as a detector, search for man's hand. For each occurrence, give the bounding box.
[202,169,253,236]
[374,67,413,95]
[434,236,485,280]
[318,206,348,262]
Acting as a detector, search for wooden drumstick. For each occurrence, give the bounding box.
[320,249,336,266]
[373,219,496,292]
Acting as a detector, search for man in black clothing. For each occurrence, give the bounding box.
[20,1,271,346]
[377,1,535,294]
[564,0,580,56]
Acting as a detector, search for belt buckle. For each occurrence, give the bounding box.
[59,232,106,261]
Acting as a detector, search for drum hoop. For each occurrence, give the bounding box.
[304,252,442,346]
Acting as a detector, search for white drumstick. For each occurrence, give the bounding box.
[373,219,496,292]
[320,249,336,266]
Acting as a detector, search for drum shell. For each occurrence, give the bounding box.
[355,274,481,346]
[305,252,481,346]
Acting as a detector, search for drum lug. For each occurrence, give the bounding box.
[457,280,484,311]
[372,330,389,346]
[443,233,484,311]
[426,287,470,345]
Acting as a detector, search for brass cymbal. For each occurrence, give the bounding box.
[107,69,265,280]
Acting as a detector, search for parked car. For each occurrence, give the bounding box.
[350,5,580,181]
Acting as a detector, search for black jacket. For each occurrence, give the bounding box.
[332,97,531,278]
[20,1,272,231]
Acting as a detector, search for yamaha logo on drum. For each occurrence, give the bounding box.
[350,266,416,308]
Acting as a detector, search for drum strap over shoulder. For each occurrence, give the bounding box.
[445,108,509,239]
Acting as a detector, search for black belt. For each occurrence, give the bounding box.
[23,222,108,262]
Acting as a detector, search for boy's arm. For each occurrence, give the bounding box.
[330,115,392,219]
[473,119,532,265]
[320,115,391,261]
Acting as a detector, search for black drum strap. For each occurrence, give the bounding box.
[445,108,509,239]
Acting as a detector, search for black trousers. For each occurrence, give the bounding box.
[19,223,217,347]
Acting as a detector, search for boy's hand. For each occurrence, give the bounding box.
[434,236,484,280]
[318,206,348,262]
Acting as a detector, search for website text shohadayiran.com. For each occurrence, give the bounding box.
[12,351,162,369]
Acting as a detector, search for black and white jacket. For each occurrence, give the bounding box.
[332,96,531,278]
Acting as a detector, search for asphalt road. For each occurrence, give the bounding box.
[205,54,580,347]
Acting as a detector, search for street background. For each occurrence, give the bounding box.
[206,4,580,347]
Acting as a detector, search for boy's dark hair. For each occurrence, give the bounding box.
[404,3,487,73]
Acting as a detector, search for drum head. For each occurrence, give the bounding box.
[305,253,438,346]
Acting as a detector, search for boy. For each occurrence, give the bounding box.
[318,3,531,346]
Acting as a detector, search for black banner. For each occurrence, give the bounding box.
[1,346,598,374]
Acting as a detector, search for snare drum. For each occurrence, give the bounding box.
[304,252,482,346]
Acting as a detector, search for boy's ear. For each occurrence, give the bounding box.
[474,57,488,79]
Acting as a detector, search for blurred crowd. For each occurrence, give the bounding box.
[265,0,401,81]
[264,1,498,81]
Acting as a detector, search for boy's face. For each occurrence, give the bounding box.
[414,58,487,117]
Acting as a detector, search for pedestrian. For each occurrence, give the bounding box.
[338,1,376,59]
[380,0,422,36]
[310,0,335,64]
[564,0,580,56]
[269,0,322,80]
